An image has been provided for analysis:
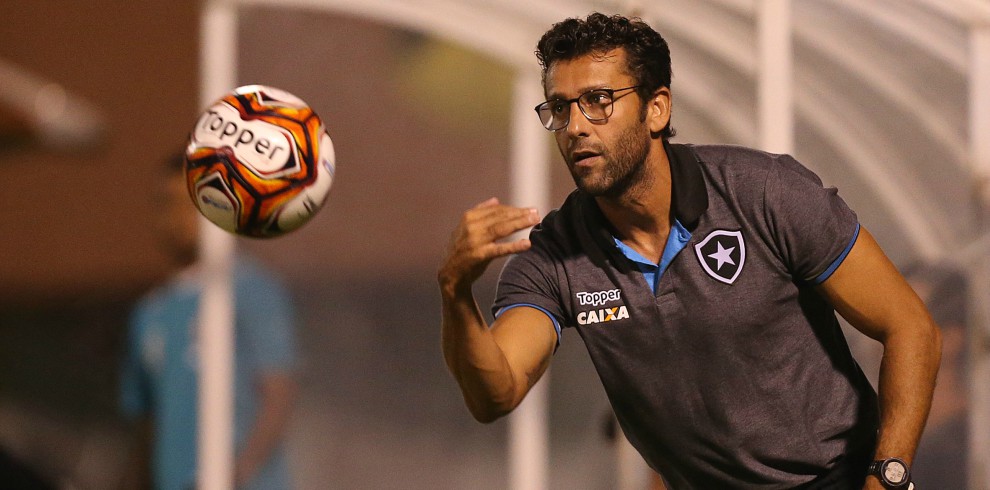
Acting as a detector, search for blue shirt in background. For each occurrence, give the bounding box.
[120,258,297,490]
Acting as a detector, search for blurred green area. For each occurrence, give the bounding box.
[393,34,514,136]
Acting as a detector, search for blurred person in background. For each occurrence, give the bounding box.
[118,153,299,490]
[904,263,969,489]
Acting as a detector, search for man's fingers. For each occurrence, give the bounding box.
[465,206,539,243]
[482,210,539,242]
[439,202,538,290]
[466,201,530,222]
[499,238,533,255]
[473,197,500,209]
[479,238,533,260]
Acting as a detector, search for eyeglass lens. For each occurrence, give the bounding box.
[538,90,616,130]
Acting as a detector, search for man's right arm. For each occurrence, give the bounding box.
[438,198,556,423]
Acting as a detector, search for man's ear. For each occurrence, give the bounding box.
[649,87,671,134]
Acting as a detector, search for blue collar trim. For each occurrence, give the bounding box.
[613,219,692,293]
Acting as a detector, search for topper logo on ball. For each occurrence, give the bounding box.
[185,84,334,238]
[192,103,299,178]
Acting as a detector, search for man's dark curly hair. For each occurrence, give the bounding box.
[536,12,675,138]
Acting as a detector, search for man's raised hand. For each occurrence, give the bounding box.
[438,198,540,296]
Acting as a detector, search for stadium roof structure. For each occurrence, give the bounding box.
[214,0,990,265]
[198,1,990,488]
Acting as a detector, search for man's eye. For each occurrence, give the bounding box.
[551,102,568,114]
[588,92,611,105]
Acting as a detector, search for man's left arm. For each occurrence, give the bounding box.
[233,263,299,487]
[816,226,942,490]
[234,371,298,487]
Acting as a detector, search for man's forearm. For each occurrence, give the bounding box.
[872,324,942,464]
[235,374,298,486]
[440,289,519,423]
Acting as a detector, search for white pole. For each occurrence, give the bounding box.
[758,0,794,154]
[198,1,238,489]
[967,25,990,490]
[971,28,990,211]
[507,69,551,490]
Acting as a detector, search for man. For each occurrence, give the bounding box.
[439,13,941,489]
[120,154,299,490]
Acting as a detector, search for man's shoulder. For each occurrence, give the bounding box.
[530,191,592,246]
[135,269,195,307]
[687,144,780,171]
[691,143,816,173]
[684,143,823,189]
[233,256,278,283]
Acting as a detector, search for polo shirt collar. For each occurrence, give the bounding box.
[665,140,708,229]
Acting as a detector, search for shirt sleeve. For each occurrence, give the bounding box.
[762,155,860,283]
[492,225,568,338]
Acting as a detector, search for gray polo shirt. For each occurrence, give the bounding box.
[493,143,879,489]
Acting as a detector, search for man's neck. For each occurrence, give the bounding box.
[596,144,673,263]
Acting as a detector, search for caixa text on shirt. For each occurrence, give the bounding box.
[576,305,630,325]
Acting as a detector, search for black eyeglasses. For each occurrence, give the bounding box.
[534,85,640,131]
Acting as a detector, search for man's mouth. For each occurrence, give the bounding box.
[571,149,601,165]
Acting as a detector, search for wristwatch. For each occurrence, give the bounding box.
[868,457,914,489]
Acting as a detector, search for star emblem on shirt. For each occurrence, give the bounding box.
[707,242,736,271]
[694,229,746,284]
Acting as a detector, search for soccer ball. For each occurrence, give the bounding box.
[184,84,335,238]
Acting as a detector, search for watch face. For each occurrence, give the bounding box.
[883,460,907,484]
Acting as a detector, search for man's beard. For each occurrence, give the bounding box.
[569,124,651,199]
